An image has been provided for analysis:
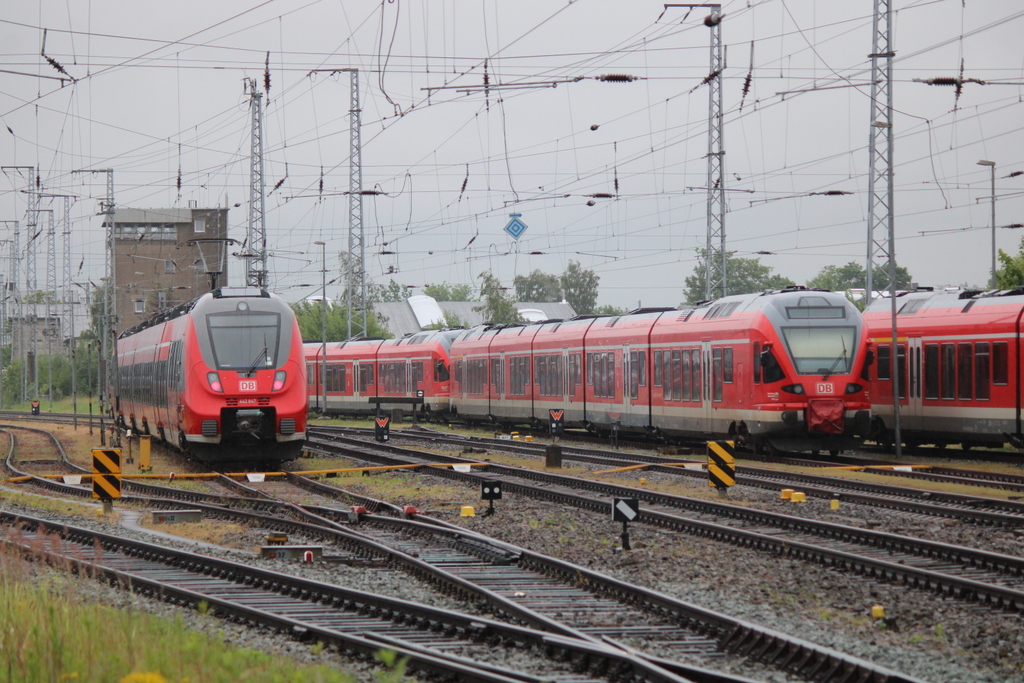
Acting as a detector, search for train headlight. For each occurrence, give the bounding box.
[207,372,224,393]
[844,383,864,394]
[780,383,805,395]
[272,370,287,391]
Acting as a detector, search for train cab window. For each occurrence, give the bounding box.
[206,312,281,372]
[993,342,1008,385]
[753,343,761,384]
[975,343,990,400]
[941,344,955,399]
[723,347,733,383]
[435,359,450,383]
[924,344,939,400]
[712,347,723,401]
[876,344,890,380]
[957,343,973,400]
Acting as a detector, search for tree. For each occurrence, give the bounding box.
[474,271,524,325]
[560,261,599,315]
[806,260,914,309]
[423,282,475,301]
[368,279,407,303]
[997,237,1024,288]
[425,309,468,329]
[683,251,795,304]
[514,269,562,303]
[291,298,391,341]
[592,304,625,316]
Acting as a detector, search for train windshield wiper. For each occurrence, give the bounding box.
[245,344,268,377]
[822,337,848,381]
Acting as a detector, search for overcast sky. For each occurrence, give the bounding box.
[3,0,1023,311]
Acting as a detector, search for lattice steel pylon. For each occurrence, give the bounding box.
[342,68,366,339]
[245,78,268,289]
[865,0,894,304]
[666,4,726,301]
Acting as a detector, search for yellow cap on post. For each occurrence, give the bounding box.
[790,491,806,502]
[830,498,840,510]
[871,605,886,619]
[780,488,794,500]
[460,506,476,517]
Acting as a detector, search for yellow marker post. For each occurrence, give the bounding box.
[780,488,794,500]
[790,491,806,502]
[830,498,840,510]
[871,605,886,619]
[139,435,151,470]
[460,506,476,517]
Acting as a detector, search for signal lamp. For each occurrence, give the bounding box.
[207,372,223,393]
[780,384,805,395]
[272,370,287,391]
[845,383,864,394]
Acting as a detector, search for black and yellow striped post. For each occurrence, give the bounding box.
[707,440,736,498]
[92,448,122,513]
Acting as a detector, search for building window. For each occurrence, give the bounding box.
[164,259,175,273]
[193,218,205,233]
[134,300,144,314]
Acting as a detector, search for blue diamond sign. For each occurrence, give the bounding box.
[504,213,528,240]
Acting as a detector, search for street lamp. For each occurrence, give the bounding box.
[314,241,327,415]
[978,160,997,288]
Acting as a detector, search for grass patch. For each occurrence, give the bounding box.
[0,544,355,683]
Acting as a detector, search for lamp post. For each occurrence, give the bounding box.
[314,241,327,415]
[978,160,997,288]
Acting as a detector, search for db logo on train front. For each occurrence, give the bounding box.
[239,380,258,392]
[815,382,835,394]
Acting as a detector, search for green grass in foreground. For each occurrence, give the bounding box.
[0,546,356,683]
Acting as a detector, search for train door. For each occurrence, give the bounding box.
[903,338,923,429]
[701,341,715,429]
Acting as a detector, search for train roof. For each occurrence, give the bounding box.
[864,287,1024,317]
[118,287,282,339]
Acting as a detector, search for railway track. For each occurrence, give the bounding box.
[359,425,1024,525]
[305,428,1024,616]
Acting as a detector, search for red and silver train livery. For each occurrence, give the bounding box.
[864,287,1024,451]
[115,287,308,465]
[449,287,873,453]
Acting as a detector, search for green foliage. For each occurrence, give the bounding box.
[592,304,626,316]
[513,269,563,302]
[683,251,795,304]
[369,279,408,303]
[560,261,600,315]
[2,341,101,407]
[292,299,392,341]
[996,237,1024,288]
[423,281,475,301]
[806,260,913,294]
[373,649,409,683]
[0,550,355,682]
[474,271,524,325]
[425,309,468,329]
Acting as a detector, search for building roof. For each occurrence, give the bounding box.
[373,297,577,338]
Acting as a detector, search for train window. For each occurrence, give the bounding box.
[993,342,1008,385]
[675,350,685,401]
[785,306,845,319]
[957,343,973,400]
[586,353,594,386]
[663,352,675,401]
[975,343,990,400]
[206,312,281,372]
[896,345,907,400]
[571,353,582,386]
[690,349,702,401]
[753,342,761,384]
[941,344,955,400]
[435,359,450,383]
[654,350,663,386]
[468,359,486,395]
[412,361,423,389]
[307,363,314,386]
[723,347,733,383]
[638,351,646,387]
[781,326,856,374]
[712,347,723,401]
[924,344,939,400]
[876,344,891,380]
[491,357,504,395]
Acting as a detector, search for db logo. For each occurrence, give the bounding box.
[816,382,835,394]
[239,380,258,392]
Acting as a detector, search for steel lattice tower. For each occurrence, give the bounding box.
[865,0,894,303]
[342,68,366,339]
[246,79,268,289]
[45,208,56,406]
[704,7,726,301]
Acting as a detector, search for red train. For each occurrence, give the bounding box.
[306,287,874,453]
[864,287,1024,451]
[115,287,308,465]
[304,329,460,419]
